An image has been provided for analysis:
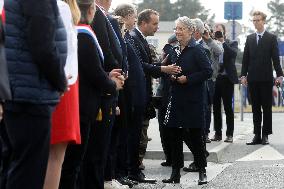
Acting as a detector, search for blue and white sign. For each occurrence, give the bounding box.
[224,2,243,20]
[278,41,284,56]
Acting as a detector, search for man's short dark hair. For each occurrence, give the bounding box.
[216,23,226,35]
[137,9,159,26]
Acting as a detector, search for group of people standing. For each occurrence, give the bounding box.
[0,0,283,188]
[0,0,180,188]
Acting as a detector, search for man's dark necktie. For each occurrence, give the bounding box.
[258,35,262,45]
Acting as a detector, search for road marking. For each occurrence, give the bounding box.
[237,145,284,161]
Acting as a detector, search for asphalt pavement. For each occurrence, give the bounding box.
[145,112,253,162]
[133,112,284,189]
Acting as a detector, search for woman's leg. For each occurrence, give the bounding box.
[43,142,68,189]
[162,128,183,183]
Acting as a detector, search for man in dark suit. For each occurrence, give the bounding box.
[127,9,181,183]
[89,1,131,188]
[92,0,123,71]
[241,11,283,145]
[211,23,238,143]
[93,2,133,188]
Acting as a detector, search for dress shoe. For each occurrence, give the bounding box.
[211,134,222,141]
[205,150,209,158]
[104,179,129,189]
[224,136,233,143]
[246,135,262,145]
[183,162,199,172]
[116,177,136,188]
[205,135,211,143]
[127,178,138,185]
[122,177,138,185]
[198,168,208,185]
[147,137,152,141]
[162,168,181,184]
[161,161,171,167]
[138,162,145,170]
[262,135,269,145]
[128,172,156,184]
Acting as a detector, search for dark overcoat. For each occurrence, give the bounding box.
[165,38,212,128]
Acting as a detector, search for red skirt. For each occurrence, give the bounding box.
[51,80,81,144]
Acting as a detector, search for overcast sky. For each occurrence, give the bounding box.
[111,0,271,27]
[0,0,271,27]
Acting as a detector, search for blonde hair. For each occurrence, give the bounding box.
[114,3,136,18]
[63,0,81,25]
[253,11,267,21]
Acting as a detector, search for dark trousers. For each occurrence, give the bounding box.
[60,98,113,189]
[127,107,144,175]
[1,105,52,189]
[158,107,172,163]
[59,117,92,189]
[82,119,112,189]
[105,91,128,180]
[248,81,273,135]
[139,118,149,162]
[204,105,212,135]
[104,123,120,181]
[0,120,11,189]
[205,80,215,135]
[183,128,207,169]
[115,127,128,178]
[168,128,184,169]
[82,98,114,189]
[213,75,234,137]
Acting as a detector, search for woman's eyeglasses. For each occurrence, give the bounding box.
[173,27,188,32]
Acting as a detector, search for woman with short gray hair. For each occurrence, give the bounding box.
[175,16,196,32]
[162,16,212,185]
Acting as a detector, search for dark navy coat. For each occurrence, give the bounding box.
[91,6,123,71]
[165,38,212,128]
[128,28,162,119]
[124,32,146,109]
[4,0,67,105]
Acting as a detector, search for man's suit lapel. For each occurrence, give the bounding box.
[251,33,258,50]
[134,28,152,63]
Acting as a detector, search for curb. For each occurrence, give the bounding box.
[145,115,254,163]
[145,142,231,163]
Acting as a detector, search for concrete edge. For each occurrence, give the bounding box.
[144,142,231,163]
[144,124,254,163]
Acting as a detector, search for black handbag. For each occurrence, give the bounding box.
[0,19,11,100]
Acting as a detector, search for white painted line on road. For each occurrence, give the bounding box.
[237,145,284,161]
[209,142,230,153]
[178,162,232,188]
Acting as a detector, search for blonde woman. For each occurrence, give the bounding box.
[43,0,81,189]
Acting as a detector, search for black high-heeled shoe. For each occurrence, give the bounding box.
[162,168,181,184]
[198,168,208,185]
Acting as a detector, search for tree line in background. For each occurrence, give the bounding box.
[137,0,215,24]
[136,0,284,38]
[267,0,284,38]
